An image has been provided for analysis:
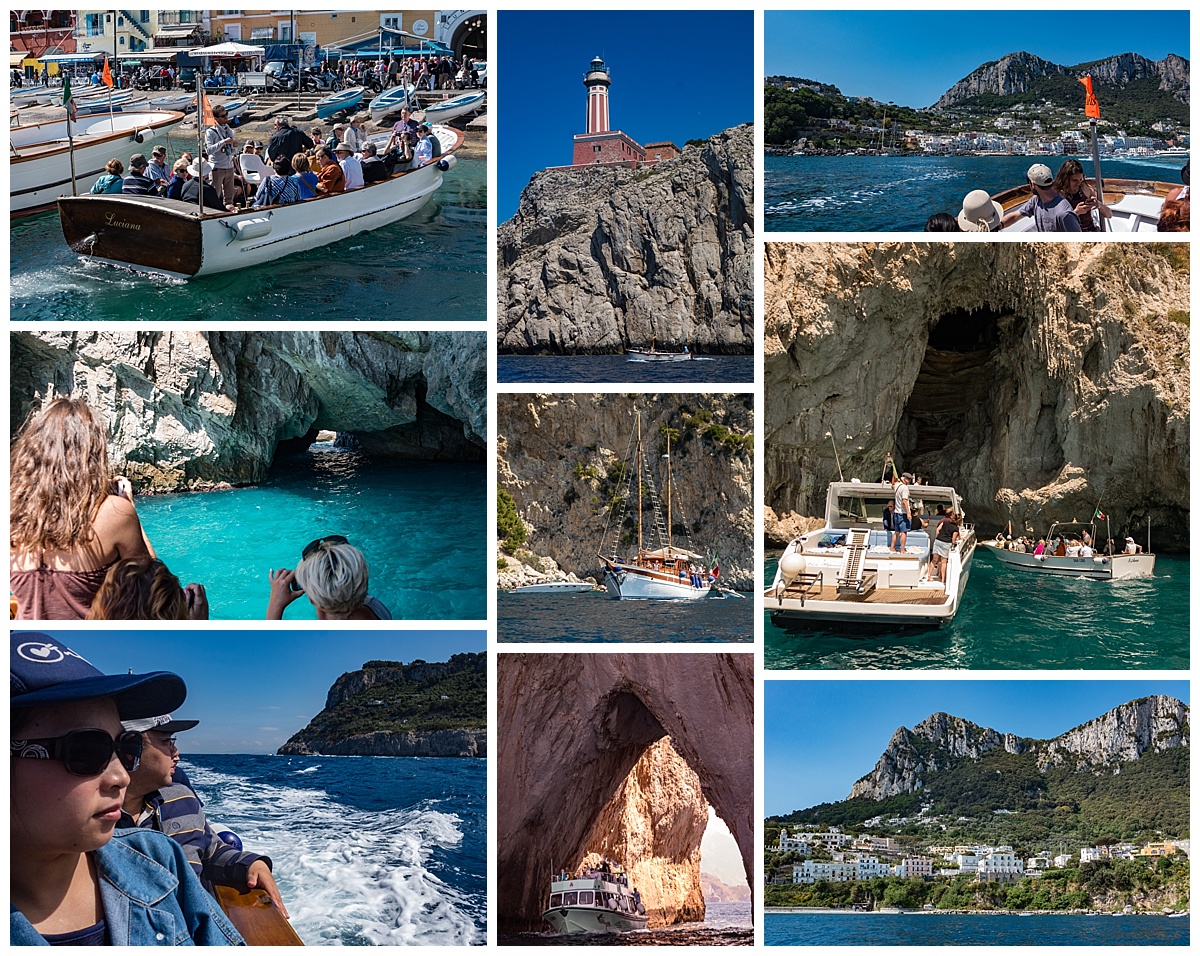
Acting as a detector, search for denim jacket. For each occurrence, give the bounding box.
[10,829,244,946]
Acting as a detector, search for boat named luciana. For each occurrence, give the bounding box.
[599,414,714,601]
[981,519,1155,580]
[56,125,462,278]
[768,479,976,628]
[543,863,647,935]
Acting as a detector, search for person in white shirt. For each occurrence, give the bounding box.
[334,142,364,190]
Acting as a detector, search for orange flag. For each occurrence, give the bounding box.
[1079,76,1100,119]
[102,55,113,88]
[199,88,216,129]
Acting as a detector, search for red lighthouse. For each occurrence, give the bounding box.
[571,56,646,167]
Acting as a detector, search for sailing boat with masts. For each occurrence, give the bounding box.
[599,413,714,600]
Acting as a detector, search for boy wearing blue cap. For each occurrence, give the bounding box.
[10,633,243,945]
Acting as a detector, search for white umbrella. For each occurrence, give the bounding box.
[187,42,264,58]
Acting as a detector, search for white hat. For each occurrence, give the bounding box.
[188,158,213,178]
[334,141,354,154]
[957,189,1003,232]
[1027,163,1054,187]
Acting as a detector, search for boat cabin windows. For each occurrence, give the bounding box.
[833,494,891,529]
[549,893,563,908]
[562,891,579,906]
[578,891,594,905]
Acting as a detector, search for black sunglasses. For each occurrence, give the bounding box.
[11,728,143,776]
[302,534,349,560]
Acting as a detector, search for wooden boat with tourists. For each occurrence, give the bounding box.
[627,340,695,362]
[767,478,977,628]
[56,125,463,278]
[981,518,1155,580]
[543,863,647,934]
[599,413,716,601]
[10,109,187,216]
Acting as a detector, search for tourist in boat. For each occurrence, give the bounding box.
[9,633,243,945]
[204,104,238,207]
[180,159,234,211]
[121,153,158,196]
[1054,159,1111,232]
[146,145,171,190]
[999,163,1082,232]
[165,158,190,200]
[335,141,365,190]
[412,124,436,168]
[1124,536,1141,554]
[932,511,960,583]
[266,115,312,164]
[266,536,392,620]
[1158,162,1189,232]
[387,107,420,153]
[344,116,367,153]
[117,715,288,918]
[924,212,962,232]
[891,472,913,553]
[90,158,125,194]
[360,141,389,183]
[312,146,346,194]
[10,399,157,620]
[253,155,302,208]
[86,558,209,620]
[326,125,346,153]
[955,189,1003,232]
[291,152,319,198]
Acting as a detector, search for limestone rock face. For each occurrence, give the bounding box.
[498,125,754,354]
[936,51,1190,108]
[848,696,1189,800]
[497,653,753,933]
[278,728,487,758]
[498,394,753,590]
[765,243,1190,548]
[583,739,707,928]
[11,331,487,492]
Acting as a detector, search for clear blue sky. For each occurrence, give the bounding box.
[498,10,754,221]
[39,631,484,754]
[765,11,1191,109]
[766,680,1190,816]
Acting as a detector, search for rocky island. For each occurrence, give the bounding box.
[279,654,486,758]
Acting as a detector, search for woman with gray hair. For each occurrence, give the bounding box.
[266,535,392,620]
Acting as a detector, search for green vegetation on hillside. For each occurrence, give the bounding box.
[497,486,527,551]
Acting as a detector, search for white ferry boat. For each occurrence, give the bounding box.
[543,866,648,934]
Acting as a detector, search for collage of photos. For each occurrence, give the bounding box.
[5,4,1191,951]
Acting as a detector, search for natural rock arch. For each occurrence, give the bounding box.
[497,653,753,933]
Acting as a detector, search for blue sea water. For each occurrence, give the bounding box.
[765,551,1188,669]
[502,900,752,946]
[765,154,1189,232]
[136,444,486,621]
[497,354,754,385]
[498,589,753,643]
[766,912,1188,946]
[9,152,485,322]
[181,753,485,945]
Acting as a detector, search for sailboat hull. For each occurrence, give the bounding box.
[603,565,710,600]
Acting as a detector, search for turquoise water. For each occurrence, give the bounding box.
[136,445,485,620]
[765,154,1189,231]
[498,354,754,385]
[9,149,485,322]
[766,912,1187,946]
[765,551,1188,670]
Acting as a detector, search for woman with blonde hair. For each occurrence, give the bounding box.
[87,558,209,620]
[10,398,155,619]
[266,536,392,620]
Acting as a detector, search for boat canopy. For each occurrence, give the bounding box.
[825,481,964,529]
[640,546,706,563]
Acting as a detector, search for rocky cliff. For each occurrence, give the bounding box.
[765,243,1190,548]
[498,125,754,354]
[11,331,487,492]
[278,653,486,758]
[497,653,753,933]
[498,394,753,589]
[849,696,1189,800]
[935,51,1189,108]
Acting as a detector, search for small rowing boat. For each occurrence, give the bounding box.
[369,84,417,121]
[12,85,56,107]
[316,86,366,120]
[422,90,485,123]
[149,93,196,113]
[627,344,694,362]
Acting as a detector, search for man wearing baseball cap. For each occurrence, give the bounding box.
[1000,163,1082,232]
[10,633,242,944]
[119,714,290,918]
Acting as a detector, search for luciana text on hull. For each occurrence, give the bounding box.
[599,412,716,601]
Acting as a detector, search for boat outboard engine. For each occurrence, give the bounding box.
[779,550,806,588]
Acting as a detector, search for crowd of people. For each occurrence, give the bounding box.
[89,103,442,212]
[993,531,1144,557]
[9,397,391,622]
[925,159,1189,233]
[11,631,266,943]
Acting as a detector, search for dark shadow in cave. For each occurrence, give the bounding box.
[896,306,1021,477]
